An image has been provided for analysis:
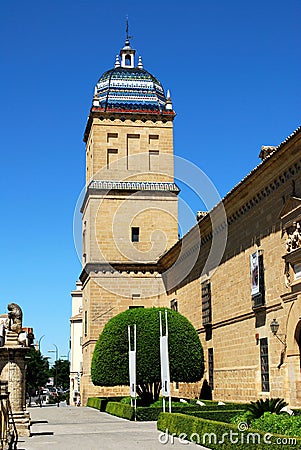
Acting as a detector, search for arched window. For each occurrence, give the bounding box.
[125,54,131,66]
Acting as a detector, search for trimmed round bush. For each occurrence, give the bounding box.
[91,307,204,403]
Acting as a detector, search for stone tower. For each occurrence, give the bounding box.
[79,36,179,402]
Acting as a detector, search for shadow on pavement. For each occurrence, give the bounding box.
[30,420,48,424]
[30,431,54,436]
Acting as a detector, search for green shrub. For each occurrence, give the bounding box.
[91,307,204,405]
[251,412,301,437]
[151,399,246,411]
[105,401,134,420]
[246,398,288,419]
[230,410,254,426]
[157,412,301,449]
[87,397,103,410]
[120,396,143,406]
[136,405,243,422]
[136,407,162,421]
[187,409,245,423]
[120,396,132,405]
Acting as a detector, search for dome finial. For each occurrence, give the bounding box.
[93,86,99,107]
[138,55,143,69]
[165,89,173,110]
[114,55,121,68]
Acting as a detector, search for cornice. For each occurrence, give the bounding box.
[83,108,176,142]
[79,261,161,284]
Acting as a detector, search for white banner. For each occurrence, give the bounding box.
[160,311,170,397]
[128,325,136,399]
[129,350,136,398]
[160,335,170,396]
[250,251,259,296]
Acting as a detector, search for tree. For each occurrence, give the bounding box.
[50,359,70,389]
[26,348,50,401]
[91,307,204,405]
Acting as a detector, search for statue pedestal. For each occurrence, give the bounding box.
[0,332,31,436]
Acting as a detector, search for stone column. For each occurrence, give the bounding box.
[0,331,31,436]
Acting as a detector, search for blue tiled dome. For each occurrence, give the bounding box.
[94,67,167,113]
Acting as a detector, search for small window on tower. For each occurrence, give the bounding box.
[131,227,139,242]
[125,55,131,66]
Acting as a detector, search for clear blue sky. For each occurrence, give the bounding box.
[0,0,300,360]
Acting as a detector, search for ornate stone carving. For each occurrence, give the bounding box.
[7,303,22,335]
[286,222,301,253]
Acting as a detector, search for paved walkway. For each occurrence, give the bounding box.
[19,404,209,450]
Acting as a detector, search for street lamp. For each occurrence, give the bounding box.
[61,350,70,361]
[270,318,279,336]
[48,344,59,386]
[38,335,45,352]
[270,318,287,369]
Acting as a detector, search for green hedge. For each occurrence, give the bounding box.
[186,409,245,423]
[137,403,247,421]
[87,397,103,410]
[105,401,134,420]
[87,396,124,411]
[136,407,161,421]
[157,413,301,449]
[151,400,247,411]
[136,405,243,422]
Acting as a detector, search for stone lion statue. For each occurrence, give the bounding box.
[7,303,23,334]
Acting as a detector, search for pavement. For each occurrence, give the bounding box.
[18,404,210,450]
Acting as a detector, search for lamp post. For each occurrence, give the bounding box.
[48,344,59,387]
[270,318,287,369]
[38,335,45,352]
[270,318,286,345]
[61,350,70,360]
[270,318,279,336]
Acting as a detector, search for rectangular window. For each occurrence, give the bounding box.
[260,337,270,392]
[149,134,159,143]
[170,299,178,312]
[202,280,212,326]
[149,150,159,171]
[131,227,139,242]
[107,148,118,168]
[127,134,140,169]
[107,132,118,142]
[84,311,87,337]
[129,306,144,309]
[208,348,214,390]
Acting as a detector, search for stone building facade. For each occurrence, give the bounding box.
[160,126,301,406]
[72,36,301,407]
